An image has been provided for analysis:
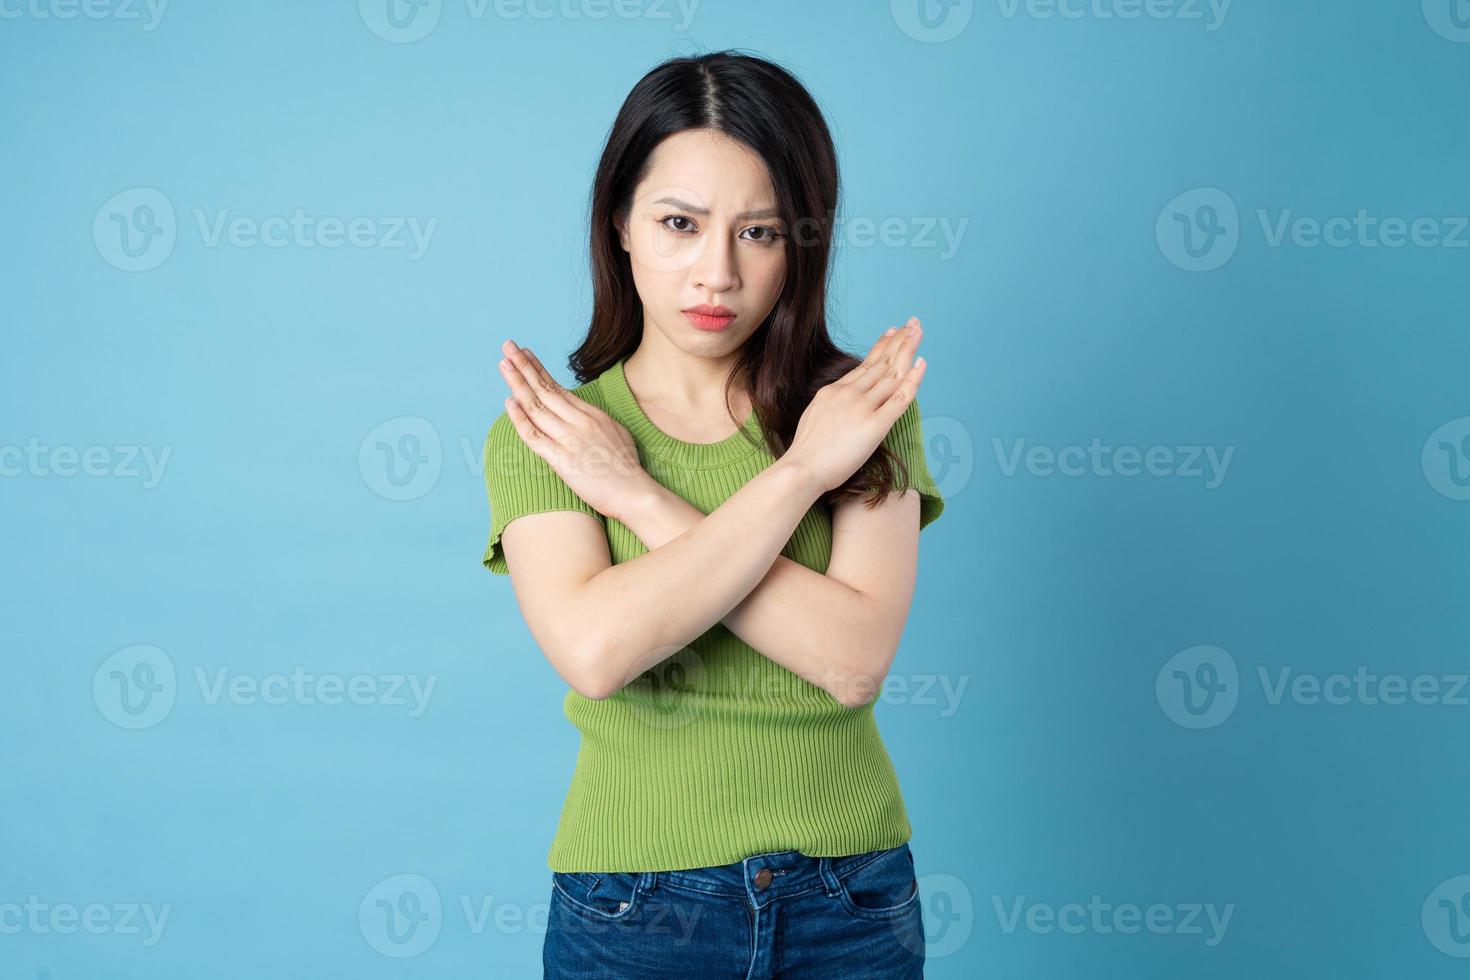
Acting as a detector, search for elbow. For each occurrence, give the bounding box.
[566,640,620,701]
[829,648,893,709]
[569,675,614,702]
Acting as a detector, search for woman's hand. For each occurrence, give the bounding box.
[783,317,928,494]
[497,341,655,524]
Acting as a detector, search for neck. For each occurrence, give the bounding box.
[622,333,750,419]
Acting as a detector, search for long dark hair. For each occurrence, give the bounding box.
[569,49,915,512]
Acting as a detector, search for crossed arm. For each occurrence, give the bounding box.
[499,456,922,708]
[493,325,930,708]
[618,478,920,704]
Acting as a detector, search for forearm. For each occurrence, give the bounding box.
[615,480,889,705]
[572,458,824,698]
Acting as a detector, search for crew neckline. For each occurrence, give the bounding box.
[600,357,764,467]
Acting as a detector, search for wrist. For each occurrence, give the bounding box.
[610,475,670,528]
[770,454,827,504]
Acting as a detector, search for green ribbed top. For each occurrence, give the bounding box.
[481,357,944,872]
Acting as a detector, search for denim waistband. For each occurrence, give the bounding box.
[632,845,905,907]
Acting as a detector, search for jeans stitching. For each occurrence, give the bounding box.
[551,875,641,920]
[833,847,920,919]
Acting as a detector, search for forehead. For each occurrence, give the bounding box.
[637,129,776,207]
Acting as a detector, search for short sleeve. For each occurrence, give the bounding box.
[881,396,945,531]
[480,411,607,575]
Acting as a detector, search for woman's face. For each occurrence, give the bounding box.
[615,128,788,357]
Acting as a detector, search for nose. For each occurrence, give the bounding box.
[691,227,739,295]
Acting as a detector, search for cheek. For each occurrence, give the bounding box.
[628,220,701,274]
[748,251,788,300]
[626,256,677,302]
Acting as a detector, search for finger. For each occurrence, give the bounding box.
[498,347,578,442]
[858,319,922,398]
[838,321,906,386]
[502,390,559,461]
[518,345,596,418]
[878,351,926,420]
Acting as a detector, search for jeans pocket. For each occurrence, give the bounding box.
[834,845,921,921]
[551,871,643,920]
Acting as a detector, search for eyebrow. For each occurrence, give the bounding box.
[651,197,783,221]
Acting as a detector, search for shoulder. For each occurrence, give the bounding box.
[878,394,945,531]
[880,395,927,452]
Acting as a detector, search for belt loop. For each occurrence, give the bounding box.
[818,856,840,896]
[640,870,657,893]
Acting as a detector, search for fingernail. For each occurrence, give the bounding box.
[884,327,897,337]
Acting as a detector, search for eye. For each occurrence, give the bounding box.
[658,215,697,234]
[742,225,785,245]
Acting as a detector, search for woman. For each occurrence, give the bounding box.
[481,50,944,979]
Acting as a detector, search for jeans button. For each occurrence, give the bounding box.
[753,868,773,889]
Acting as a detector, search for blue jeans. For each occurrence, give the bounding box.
[543,842,925,978]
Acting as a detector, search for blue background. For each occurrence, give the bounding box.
[3,0,1469,976]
